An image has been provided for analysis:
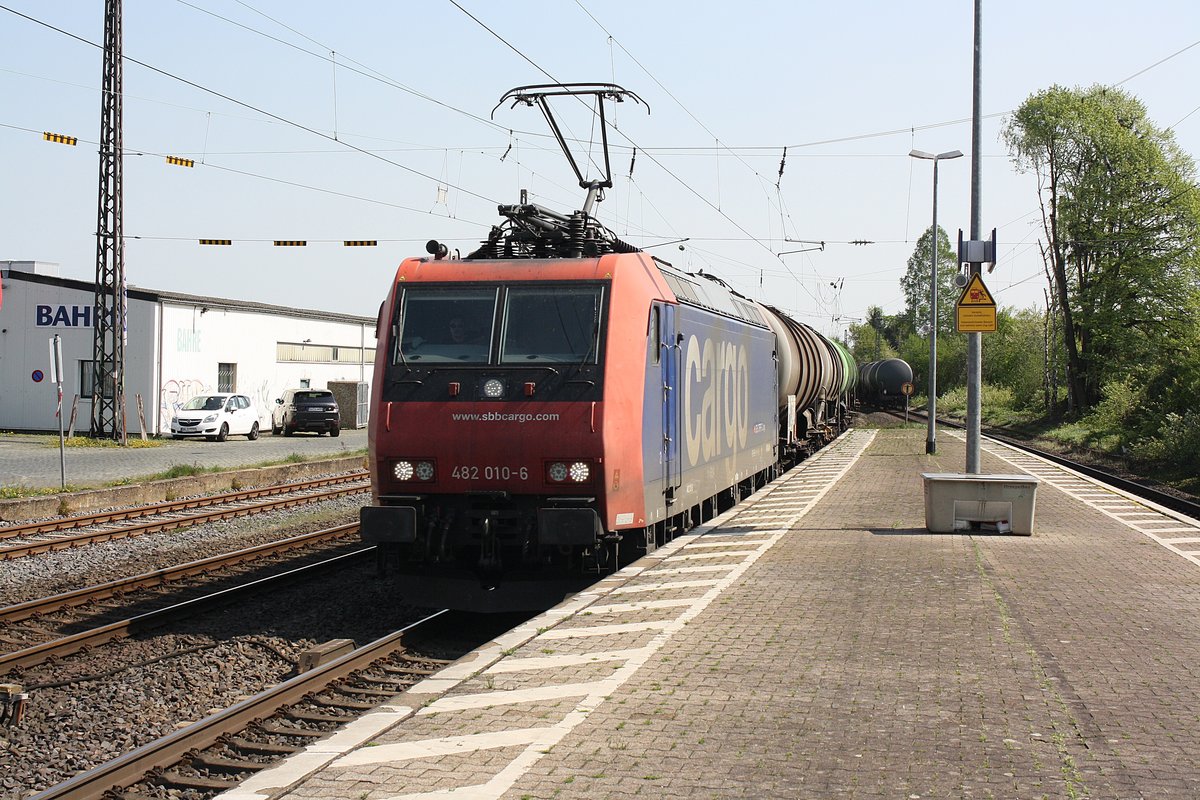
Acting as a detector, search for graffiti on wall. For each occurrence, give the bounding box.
[252,380,272,426]
[160,378,210,432]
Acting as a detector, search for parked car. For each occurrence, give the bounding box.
[272,388,341,436]
[170,393,261,441]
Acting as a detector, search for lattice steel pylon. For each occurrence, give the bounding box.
[90,0,126,441]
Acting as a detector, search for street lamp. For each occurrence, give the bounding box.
[909,148,962,455]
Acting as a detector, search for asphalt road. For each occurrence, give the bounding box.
[0,428,368,490]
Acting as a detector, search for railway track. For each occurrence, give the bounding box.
[0,523,360,625]
[1,543,371,672]
[3,515,478,800]
[28,611,455,800]
[0,473,369,559]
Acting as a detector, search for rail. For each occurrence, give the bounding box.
[29,610,448,800]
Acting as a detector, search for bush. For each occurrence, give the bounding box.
[1087,378,1140,434]
[936,383,1015,419]
[1128,410,1200,470]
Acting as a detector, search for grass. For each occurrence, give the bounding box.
[0,485,86,499]
[58,436,165,449]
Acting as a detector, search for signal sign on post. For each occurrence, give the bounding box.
[955,272,997,332]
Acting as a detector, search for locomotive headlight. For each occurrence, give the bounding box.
[547,461,591,483]
[392,460,434,482]
[482,378,505,398]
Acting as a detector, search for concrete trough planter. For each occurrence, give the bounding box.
[921,473,1040,535]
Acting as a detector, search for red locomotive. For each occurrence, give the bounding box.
[359,86,855,611]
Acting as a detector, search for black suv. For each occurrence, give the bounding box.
[272,389,341,436]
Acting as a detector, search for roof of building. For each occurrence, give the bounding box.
[2,265,375,326]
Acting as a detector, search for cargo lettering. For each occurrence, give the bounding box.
[683,334,749,465]
[36,304,93,328]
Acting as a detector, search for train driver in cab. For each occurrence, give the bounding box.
[447,316,484,345]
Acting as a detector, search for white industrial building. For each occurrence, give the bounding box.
[0,261,376,435]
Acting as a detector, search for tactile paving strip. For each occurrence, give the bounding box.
[946,429,1200,568]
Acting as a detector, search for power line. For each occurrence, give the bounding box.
[0,3,501,206]
[2,120,496,224]
[447,1,818,303]
[176,0,544,140]
[1115,36,1200,86]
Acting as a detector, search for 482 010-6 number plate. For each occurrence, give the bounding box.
[451,465,530,481]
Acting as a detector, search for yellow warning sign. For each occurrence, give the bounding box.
[956,273,997,332]
[958,273,995,306]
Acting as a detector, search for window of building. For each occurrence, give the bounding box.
[78,360,115,399]
[277,342,372,363]
[218,363,237,393]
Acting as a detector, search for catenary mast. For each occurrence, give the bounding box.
[90,0,126,441]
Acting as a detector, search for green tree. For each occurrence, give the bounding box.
[900,225,961,337]
[848,306,910,364]
[982,307,1047,410]
[899,329,967,401]
[1004,84,1200,415]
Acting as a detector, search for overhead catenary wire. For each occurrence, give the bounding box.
[7,2,1194,324]
[2,120,496,224]
[175,0,537,140]
[0,4,501,207]
[446,1,821,305]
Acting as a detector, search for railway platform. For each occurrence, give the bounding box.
[220,425,1200,800]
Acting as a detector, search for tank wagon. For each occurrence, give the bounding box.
[358,85,856,611]
[762,306,857,462]
[858,358,914,408]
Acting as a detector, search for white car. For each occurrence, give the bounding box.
[170,393,261,441]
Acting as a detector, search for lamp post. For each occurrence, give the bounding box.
[909,148,962,455]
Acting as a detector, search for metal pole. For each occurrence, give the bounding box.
[54,334,66,489]
[928,160,939,455]
[58,383,66,489]
[966,0,984,473]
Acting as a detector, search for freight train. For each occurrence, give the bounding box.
[358,84,857,611]
[857,358,914,408]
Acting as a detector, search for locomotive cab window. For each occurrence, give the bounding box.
[500,286,604,364]
[396,287,498,363]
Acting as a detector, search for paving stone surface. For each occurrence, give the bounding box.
[221,427,1200,800]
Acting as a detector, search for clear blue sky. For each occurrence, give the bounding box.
[3,1,1198,339]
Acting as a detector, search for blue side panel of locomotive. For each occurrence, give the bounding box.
[672,302,778,504]
[640,299,777,525]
